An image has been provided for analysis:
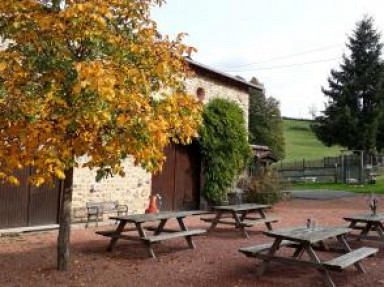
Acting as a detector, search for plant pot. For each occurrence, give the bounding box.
[145,195,159,214]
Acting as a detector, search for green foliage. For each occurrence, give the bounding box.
[239,168,283,204]
[313,16,384,152]
[199,98,251,203]
[248,78,285,159]
[291,173,384,194]
[284,119,342,161]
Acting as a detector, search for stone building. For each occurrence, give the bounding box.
[70,59,262,221]
[0,58,263,229]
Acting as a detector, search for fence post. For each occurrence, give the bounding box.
[359,150,364,184]
[334,163,338,183]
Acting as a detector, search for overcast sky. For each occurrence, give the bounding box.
[152,0,384,119]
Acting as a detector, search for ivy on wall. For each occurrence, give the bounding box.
[199,98,251,203]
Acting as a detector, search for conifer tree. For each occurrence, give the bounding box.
[312,16,384,151]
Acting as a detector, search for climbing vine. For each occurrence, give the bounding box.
[199,98,251,203]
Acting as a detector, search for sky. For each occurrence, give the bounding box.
[152,0,384,119]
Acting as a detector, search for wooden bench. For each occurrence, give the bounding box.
[142,229,206,244]
[239,240,297,257]
[95,227,138,237]
[324,247,378,271]
[86,201,128,227]
[202,216,279,227]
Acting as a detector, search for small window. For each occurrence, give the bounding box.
[196,87,205,102]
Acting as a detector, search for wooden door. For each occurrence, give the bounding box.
[174,144,201,210]
[0,167,62,229]
[0,169,30,228]
[152,145,176,211]
[28,180,61,226]
[152,143,201,211]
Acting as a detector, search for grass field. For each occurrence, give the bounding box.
[291,175,384,194]
[283,118,342,162]
[282,119,384,194]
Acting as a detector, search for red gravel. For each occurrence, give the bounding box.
[1,195,384,287]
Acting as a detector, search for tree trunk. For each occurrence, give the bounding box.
[57,168,73,271]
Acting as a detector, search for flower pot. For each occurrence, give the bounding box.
[145,195,159,214]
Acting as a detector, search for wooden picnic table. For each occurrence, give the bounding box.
[96,210,208,258]
[344,213,384,242]
[239,226,378,287]
[202,204,279,238]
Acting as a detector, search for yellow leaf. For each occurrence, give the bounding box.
[54,169,66,180]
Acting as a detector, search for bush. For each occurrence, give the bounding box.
[240,168,287,205]
[199,98,252,203]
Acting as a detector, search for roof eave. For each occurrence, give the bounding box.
[186,58,264,92]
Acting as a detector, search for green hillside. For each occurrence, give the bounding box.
[283,119,342,161]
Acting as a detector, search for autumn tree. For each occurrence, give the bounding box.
[0,0,201,270]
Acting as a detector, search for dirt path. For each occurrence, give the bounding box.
[1,195,383,287]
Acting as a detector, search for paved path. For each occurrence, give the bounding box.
[290,189,359,200]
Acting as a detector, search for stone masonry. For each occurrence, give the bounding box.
[71,70,251,222]
[185,73,249,127]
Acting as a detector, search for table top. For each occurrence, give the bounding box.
[264,226,352,244]
[212,203,271,212]
[110,210,209,223]
[344,213,384,223]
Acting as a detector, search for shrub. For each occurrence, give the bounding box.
[240,168,287,205]
[199,98,252,203]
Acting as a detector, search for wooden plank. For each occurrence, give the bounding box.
[212,204,271,212]
[264,226,351,244]
[241,217,279,227]
[145,226,180,233]
[348,225,376,231]
[239,240,298,257]
[142,229,206,243]
[95,227,138,236]
[110,210,210,223]
[324,247,378,271]
[344,213,384,223]
[201,216,278,227]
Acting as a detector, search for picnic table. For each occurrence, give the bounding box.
[239,226,378,287]
[201,204,278,238]
[96,210,207,258]
[344,213,384,242]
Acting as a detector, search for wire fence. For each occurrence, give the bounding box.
[276,154,384,184]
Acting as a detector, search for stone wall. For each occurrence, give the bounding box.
[72,158,152,222]
[71,73,250,221]
[185,74,249,128]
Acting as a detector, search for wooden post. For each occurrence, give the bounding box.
[334,163,338,183]
[57,168,73,271]
[359,150,364,184]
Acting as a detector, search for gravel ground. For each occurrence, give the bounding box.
[1,195,384,287]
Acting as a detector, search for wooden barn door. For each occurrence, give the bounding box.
[152,143,201,211]
[0,167,62,229]
[0,169,30,228]
[28,178,61,226]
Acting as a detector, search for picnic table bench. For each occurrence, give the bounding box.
[239,226,378,287]
[96,210,208,258]
[202,204,278,238]
[344,213,384,242]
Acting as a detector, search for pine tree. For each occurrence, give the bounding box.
[248,77,285,159]
[312,16,384,152]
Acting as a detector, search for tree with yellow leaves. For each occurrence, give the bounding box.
[0,0,201,270]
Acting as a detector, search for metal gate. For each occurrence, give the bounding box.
[0,167,61,229]
[152,143,201,211]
